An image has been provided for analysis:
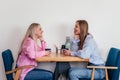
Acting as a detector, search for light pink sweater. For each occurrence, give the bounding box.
[17,37,46,80]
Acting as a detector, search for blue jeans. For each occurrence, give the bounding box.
[69,67,105,80]
[24,68,53,80]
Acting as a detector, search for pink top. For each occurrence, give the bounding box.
[17,37,46,80]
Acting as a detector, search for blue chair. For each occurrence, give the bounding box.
[80,47,120,80]
[2,49,45,80]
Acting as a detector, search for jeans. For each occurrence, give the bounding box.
[69,63,105,80]
[69,68,105,80]
[24,68,53,80]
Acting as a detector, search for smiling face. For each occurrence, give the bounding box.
[74,22,80,35]
[35,25,43,38]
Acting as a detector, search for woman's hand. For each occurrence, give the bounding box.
[45,51,50,56]
[38,35,44,42]
[74,29,79,40]
[63,50,71,56]
[74,34,79,40]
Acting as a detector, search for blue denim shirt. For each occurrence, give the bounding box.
[70,34,104,65]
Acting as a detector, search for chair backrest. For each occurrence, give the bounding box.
[105,47,120,80]
[2,49,14,80]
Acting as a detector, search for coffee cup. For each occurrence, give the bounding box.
[45,48,51,52]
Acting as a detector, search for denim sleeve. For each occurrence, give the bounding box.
[71,38,94,59]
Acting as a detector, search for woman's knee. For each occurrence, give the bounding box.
[46,71,53,79]
[69,68,77,78]
[33,69,53,80]
[68,68,89,79]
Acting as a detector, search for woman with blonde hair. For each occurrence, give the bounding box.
[64,20,105,80]
[17,23,53,80]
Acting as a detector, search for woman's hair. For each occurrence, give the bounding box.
[23,23,40,41]
[17,23,40,61]
[76,20,89,50]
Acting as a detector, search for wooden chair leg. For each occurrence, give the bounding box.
[91,68,95,80]
[14,70,22,80]
[105,69,109,80]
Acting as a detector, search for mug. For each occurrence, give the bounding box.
[45,48,51,53]
[60,45,66,54]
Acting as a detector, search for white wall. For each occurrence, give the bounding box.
[0,0,120,80]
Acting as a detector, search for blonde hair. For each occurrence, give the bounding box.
[17,23,40,60]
